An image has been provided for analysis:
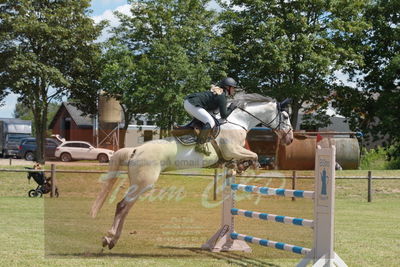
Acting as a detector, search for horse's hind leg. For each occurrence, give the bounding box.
[102,164,161,249]
[102,198,136,249]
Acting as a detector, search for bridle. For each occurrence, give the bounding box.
[225,103,293,138]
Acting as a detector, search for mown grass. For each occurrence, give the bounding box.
[0,166,399,266]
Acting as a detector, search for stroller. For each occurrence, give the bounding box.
[25,165,59,198]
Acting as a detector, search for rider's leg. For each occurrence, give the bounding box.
[197,122,212,144]
[184,100,214,155]
[184,100,215,128]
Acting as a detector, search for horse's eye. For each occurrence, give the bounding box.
[282,112,289,120]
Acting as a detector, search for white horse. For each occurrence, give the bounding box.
[91,93,293,249]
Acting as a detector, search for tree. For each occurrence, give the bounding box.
[0,0,104,163]
[362,0,399,157]
[99,42,148,148]
[217,0,369,128]
[13,102,61,136]
[335,0,399,156]
[111,0,221,135]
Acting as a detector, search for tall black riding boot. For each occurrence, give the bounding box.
[195,123,212,155]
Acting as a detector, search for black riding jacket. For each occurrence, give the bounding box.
[185,90,235,119]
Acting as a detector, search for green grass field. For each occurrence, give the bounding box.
[0,166,399,266]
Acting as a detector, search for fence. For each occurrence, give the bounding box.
[0,164,399,202]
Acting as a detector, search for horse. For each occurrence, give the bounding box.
[91,93,294,249]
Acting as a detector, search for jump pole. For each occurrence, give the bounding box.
[202,143,347,267]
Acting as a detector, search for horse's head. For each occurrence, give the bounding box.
[230,93,293,145]
[274,98,294,145]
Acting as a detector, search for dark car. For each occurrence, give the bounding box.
[18,138,62,161]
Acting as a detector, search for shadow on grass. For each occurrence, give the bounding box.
[159,246,279,267]
[48,246,278,266]
[48,252,200,259]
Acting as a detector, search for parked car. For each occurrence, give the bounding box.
[54,141,113,163]
[18,138,62,161]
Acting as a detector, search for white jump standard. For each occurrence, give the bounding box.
[202,144,347,267]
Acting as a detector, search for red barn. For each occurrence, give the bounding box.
[49,102,95,144]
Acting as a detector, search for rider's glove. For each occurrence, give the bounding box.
[228,103,237,111]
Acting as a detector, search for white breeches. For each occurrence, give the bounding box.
[184,100,216,128]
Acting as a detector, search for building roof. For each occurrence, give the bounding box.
[0,118,31,124]
[48,102,93,129]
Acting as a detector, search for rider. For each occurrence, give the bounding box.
[184,77,238,153]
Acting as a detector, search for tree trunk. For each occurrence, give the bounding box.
[35,103,48,164]
[32,109,42,163]
[291,104,300,131]
[119,106,133,149]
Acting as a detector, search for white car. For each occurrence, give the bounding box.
[55,141,114,163]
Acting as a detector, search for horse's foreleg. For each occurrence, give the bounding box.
[220,145,260,172]
[221,144,258,161]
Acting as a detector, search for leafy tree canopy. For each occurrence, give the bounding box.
[333,0,399,156]
[0,0,105,163]
[110,0,222,133]
[218,0,370,128]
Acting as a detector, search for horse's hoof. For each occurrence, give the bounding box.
[102,237,109,248]
[102,236,115,249]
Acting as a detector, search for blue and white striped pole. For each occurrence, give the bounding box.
[231,208,314,228]
[231,233,311,255]
[231,183,315,199]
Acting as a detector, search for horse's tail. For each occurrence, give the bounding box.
[90,147,135,218]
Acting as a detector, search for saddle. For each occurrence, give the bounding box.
[172,119,258,173]
[172,118,220,146]
[172,119,203,137]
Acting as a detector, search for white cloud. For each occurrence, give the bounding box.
[99,0,125,5]
[92,4,131,42]
[0,93,18,118]
[333,70,358,88]
[92,4,131,25]
[206,0,222,11]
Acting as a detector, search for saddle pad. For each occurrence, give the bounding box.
[175,134,197,146]
[174,131,219,146]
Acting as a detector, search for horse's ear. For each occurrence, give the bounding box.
[279,98,292,110]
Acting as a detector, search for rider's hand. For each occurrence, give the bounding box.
[229,103,237,110]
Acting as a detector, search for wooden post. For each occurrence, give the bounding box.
[292,170,296,201]
[213,169,218,201]
[368,171,372,203]
[51,164,56,198]
[9,158,12,166]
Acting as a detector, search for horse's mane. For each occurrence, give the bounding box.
[230,93,274,108]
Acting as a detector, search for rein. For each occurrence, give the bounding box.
[237,106,281,130]
[224,105,292,139]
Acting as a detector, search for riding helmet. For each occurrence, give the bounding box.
[219,77,237,88]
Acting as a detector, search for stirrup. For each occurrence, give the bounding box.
[195,143,211,156]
